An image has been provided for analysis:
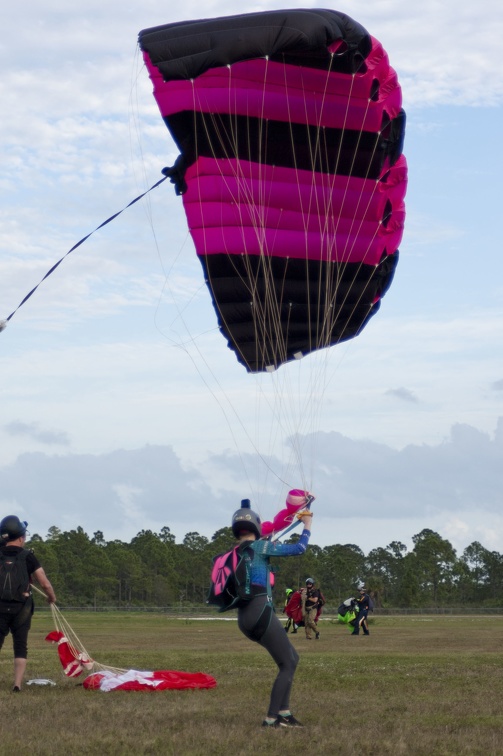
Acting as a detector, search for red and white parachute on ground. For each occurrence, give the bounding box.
[43,596,216,692]
[83,669,216,692]
[45,630,94,678]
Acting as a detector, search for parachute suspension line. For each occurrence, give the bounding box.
[220,55,324,489]
[0,175,168,330]
[159,35,402,498]
[235,59,296,379]
[191,71,268,373]
[235,59,309,488]
[254,59,332,492]
[138,10,406,505]
[31,585,126,675]
[155,289,280,500]
[194,89,267,380]
[227,60,286,376]
[151,83,257,493]
[252,59,318,488]
[203,62,313,491]
[305,55,347,453]
[177,82,265,495]
[319,58,352,355]
[281,47,390,486]
[274,65,319,486]
[197,70,272,355]
[322,66,359,345]
[316,57,386,369]
[152,233,215,350]
[310,58,398,472]
[336,93,380,265]
[257,58,290,373]
[154,78,293,497]
[271,54,338,483]
[282,58,314,365]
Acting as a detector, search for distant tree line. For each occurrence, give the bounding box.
[26,526,503,609]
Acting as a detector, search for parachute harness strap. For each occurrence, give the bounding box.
[1,175,168,330]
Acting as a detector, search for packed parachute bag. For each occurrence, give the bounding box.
[207,540,255,612]
[337,597,358,629]
[284,589,304,628]
[0,549,31,614]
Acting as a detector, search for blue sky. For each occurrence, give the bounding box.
[1,1,502,556]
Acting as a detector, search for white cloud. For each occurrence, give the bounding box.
[351,0,503,107]
[1,0,501,556]
[386,387,419,404]
[0,445,231,541]
[3,421,70,447]
[0,418,501,554]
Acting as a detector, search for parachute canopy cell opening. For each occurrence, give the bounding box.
[139,9,407,374]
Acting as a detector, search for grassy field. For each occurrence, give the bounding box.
[1,612,503,755]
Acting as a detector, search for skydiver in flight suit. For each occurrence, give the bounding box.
[231,498,313,728]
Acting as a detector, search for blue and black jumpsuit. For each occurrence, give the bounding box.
[237,528,310,719]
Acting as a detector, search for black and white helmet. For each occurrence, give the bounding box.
[231,499,261,538]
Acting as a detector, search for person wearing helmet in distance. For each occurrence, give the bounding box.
[0,516,56,691]
[231,497,313,728]
[301,578,321,640]
[352,586,372,635]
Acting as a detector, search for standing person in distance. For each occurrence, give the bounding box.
[232,497,313,728]
[352,586,372,635]
[302,578,321,640]
[0,516,56,691]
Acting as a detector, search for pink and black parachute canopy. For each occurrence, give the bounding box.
[139,9,407,373]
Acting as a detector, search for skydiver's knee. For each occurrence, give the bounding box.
[290,646,299,669]
[12,628,29,658]
[13,641,28,658]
